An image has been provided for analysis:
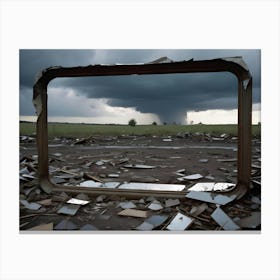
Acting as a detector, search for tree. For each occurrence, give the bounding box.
[128,119,136,127]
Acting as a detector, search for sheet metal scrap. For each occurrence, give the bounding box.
[188,182,236,192]
[186,191,237,206]
[166,213,193,231]
[33,57,252,198]
[211,207,240,230]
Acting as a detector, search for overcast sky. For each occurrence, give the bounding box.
[20,49,261,124]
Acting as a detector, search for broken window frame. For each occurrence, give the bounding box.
[33,57,252,199]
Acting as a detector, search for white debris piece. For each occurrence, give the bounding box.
[66,198,90,205]
[167,213,193,231]
[181,174,204,180]
[188,182,235,192]
[79,181,102,188]
[118,201,137,209]
[148,200,163,211]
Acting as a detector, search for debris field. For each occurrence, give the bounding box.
[19,132,261,231]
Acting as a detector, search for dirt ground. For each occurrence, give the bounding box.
[19,134,261,231]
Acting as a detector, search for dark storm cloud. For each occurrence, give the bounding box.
[20,49,261,123]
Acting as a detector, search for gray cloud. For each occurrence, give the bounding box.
[20,49,261,123]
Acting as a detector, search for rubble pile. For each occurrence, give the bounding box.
[19,134,261,231]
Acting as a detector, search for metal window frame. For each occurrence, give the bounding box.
[33,57,252,199]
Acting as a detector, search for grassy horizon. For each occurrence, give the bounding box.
[20,122,261,137]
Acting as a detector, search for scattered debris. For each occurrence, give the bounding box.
[186,191,237,205]
[20,200,41,210]
[66,198,90,205]
[118,201,137,209]
[103,182,120,188]
[20,130,261,231]
[190,203,208,216]
[135,221,154,231]
[187,182,235,192]
[57,204,80,216]
[179,173,204,180]
[145,215,169,228]
[79,181,102,188]
[148,200,163,211]
[166,213,193,231]
[211,207,240,230]
[54,219,78,230]
[118,209,148,218]
[165,198,180,207]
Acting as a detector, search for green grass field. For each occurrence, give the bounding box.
[20,122,261,137]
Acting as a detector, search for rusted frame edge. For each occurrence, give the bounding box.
[33,58,252,198]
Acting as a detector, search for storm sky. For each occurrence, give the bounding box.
[20,49,261,124]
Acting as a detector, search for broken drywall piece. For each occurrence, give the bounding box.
[135,221,154,231]
[145,215,169,228]
[199,159,209,163]
[20,200,41,210]
[148,200,163,211]
[54,219,78,230]
[165,198,180,207]
[66,198,90,205]
[57,204,80,216]
[118,201,137,209]
[187,182,235,192]
[167,213,193,231]
[211,207,240,230]
[118,209,148,218]
[79,180,102,188]
[181,174,204,180]
[27,223,53,231]
[186,191,237,205]
[236,212,261,229]
[118,182,185,191]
